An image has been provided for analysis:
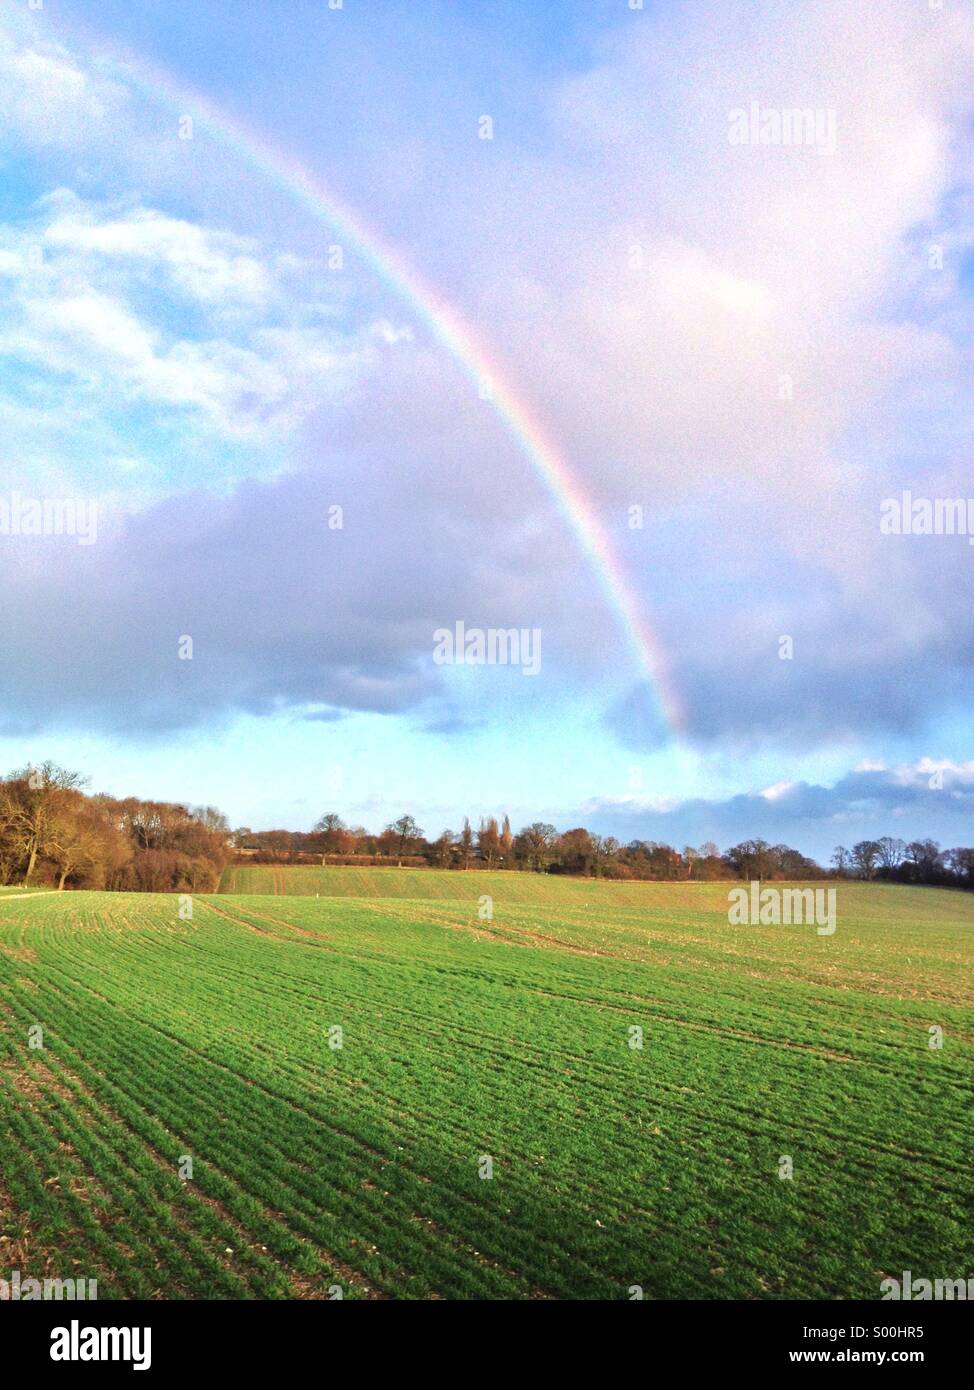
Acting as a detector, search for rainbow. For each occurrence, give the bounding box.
[17,9,685,734]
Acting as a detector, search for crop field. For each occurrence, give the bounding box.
[0,873,970,1300]
[218,862,712,904]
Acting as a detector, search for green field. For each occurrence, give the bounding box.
[0,871,971,1299]
[219,861,720,904]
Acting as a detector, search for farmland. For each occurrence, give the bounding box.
[0,872,971,1300]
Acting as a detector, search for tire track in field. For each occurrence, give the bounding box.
[351,897,612,956]
[34,911,972,1162]
[200,898,340,948]
[181,938,974,1200]
[522,983,859,1065]
[87,911,974,1193]
[73,929,974,1223]
[520,978,974,1097]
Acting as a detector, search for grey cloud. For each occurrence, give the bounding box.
[582,764,974,862]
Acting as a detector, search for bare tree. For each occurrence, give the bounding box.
[387,814,423,867]
[5,762,89,885]
[876,836,905,872]
[500,814,514,865]
[458,817,474,870]
[726,839,774,881]
[852,840,881,880]
[905,839,942,880]
[314,813,347,861]
[432,830,455,868]
[516,822,557,873]
[47,810,102,890]
[477,816,501,869]
[592,835,619,877]
[831,846,851,877]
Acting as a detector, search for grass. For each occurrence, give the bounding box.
[0,871,970,1299]
[218,861,671,901]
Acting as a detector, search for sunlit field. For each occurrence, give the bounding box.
[1,873,970,1299]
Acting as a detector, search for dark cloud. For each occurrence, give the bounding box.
[583,764,974,863]
[606,487,974,752]
[0,398,595,737]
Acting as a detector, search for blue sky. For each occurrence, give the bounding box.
[0,0,972,859]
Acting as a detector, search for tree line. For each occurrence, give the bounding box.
[0,763,229,891]
[240,820,827,882]
[2,764,969,892]
[239,822,972,888]
[831,838,974,888]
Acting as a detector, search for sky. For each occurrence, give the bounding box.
[0,0,972,861]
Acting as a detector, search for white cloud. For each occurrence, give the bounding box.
[0,31,128,146]
[760,781,795,801]
[0,194,367,473]
[580,793,679,815]
[461,0,974,528]
[43,203,273,307]
[893,758,974,787]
